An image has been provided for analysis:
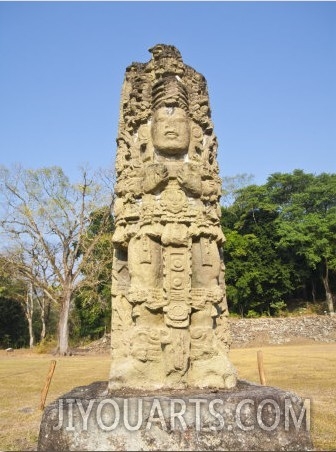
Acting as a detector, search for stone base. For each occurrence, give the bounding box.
[38,380,313,451]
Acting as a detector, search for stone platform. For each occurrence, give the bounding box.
[38,380,313,451]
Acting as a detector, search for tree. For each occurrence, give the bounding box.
[0,260,29,348]
[0,298,28,349]
[222,170,336,316]
[221,173,254,207]
[0,166,114,354]
[221,184,294,317]
[0,257,35,346]
[267,171,336,315]
[73,207,114,340]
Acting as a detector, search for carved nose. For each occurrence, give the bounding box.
[164,122,176,133]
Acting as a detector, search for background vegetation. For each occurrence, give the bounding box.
[0,167,335,351]
[222,170,336,318]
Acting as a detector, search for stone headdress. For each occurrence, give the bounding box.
[119,44,213,129]
[115,44,219,175]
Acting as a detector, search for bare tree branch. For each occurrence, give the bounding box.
[0,165,114,354]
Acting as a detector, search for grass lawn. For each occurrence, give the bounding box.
[0,343,335,451]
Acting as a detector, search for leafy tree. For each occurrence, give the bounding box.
[0,298,29,348]
[0,257,35,346]
[222,170,336,317]
[0,166,114,354]
[267,171,336,315]
[0,265,29,348]
[222,184,294,316]
[73,207,114,340]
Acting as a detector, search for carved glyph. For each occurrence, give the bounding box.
[109,44,237,390]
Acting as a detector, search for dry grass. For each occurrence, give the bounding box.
[0,352,111,451]
[0,344,335,451]
[230,343,336,451]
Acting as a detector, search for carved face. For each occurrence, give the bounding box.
[151,107,190,156]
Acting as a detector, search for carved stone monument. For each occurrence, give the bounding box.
[109,44,237,391]
[37,45,313,452]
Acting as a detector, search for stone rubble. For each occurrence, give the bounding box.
[230,314,336,347]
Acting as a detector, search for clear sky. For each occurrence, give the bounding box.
[0,1,335,186]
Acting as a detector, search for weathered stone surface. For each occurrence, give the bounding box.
[38,380,313,451]
[110,43,237,391]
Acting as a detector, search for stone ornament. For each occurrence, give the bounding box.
[109,44,237,390]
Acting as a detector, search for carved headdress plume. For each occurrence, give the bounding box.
[152,76,189,112]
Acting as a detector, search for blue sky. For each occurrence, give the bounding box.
[0,2,335,186]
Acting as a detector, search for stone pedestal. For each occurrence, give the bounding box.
[38,380,313,451]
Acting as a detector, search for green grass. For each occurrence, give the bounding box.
[0,344,335,450]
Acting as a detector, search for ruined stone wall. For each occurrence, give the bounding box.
[230,315,336,348]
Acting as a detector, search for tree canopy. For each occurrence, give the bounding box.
[222,170,336,316]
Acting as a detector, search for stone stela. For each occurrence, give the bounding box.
[37,45,313,452]
[109,44,237,391]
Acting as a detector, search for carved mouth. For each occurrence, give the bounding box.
[165,131,178,137]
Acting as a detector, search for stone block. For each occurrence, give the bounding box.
[38,380,313,451]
